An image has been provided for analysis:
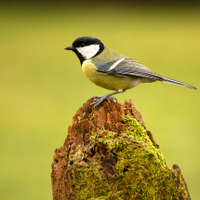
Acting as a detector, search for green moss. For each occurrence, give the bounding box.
[72,159,112,199]
[68,115,188,199]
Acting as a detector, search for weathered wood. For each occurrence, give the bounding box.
[51,98,190,200]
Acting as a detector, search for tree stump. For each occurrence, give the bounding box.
[51,98,191,200]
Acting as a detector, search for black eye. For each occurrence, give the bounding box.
[80,43,85,47]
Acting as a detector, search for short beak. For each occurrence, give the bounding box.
[65,45,74,50]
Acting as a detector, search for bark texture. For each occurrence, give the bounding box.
[51,98,190,200]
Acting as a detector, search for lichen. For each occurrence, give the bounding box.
[68,115,188,200]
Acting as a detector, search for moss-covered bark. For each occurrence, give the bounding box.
[51,98,190,200]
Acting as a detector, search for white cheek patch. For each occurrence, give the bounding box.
[76,44,100,59]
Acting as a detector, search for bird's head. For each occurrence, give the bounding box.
[65,36,104,64]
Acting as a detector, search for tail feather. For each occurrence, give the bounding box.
[162,77,197,90]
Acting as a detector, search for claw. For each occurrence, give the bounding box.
[107,96,117,102]
[90,96,118,109]
[90,95,108,108]
[90,89,125,109]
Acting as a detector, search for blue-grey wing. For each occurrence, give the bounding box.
[93,58,163,81]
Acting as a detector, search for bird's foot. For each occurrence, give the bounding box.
[90,95,117,109]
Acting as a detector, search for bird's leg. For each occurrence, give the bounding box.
[90,89,126,109]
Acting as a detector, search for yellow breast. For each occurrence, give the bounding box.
[82,60,98,80]
[82,60,140,91]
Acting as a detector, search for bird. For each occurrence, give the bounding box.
[65,36,197,108]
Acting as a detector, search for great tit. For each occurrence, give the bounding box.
[65,36,197,108]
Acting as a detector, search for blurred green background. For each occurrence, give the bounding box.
[0,1,199,199]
